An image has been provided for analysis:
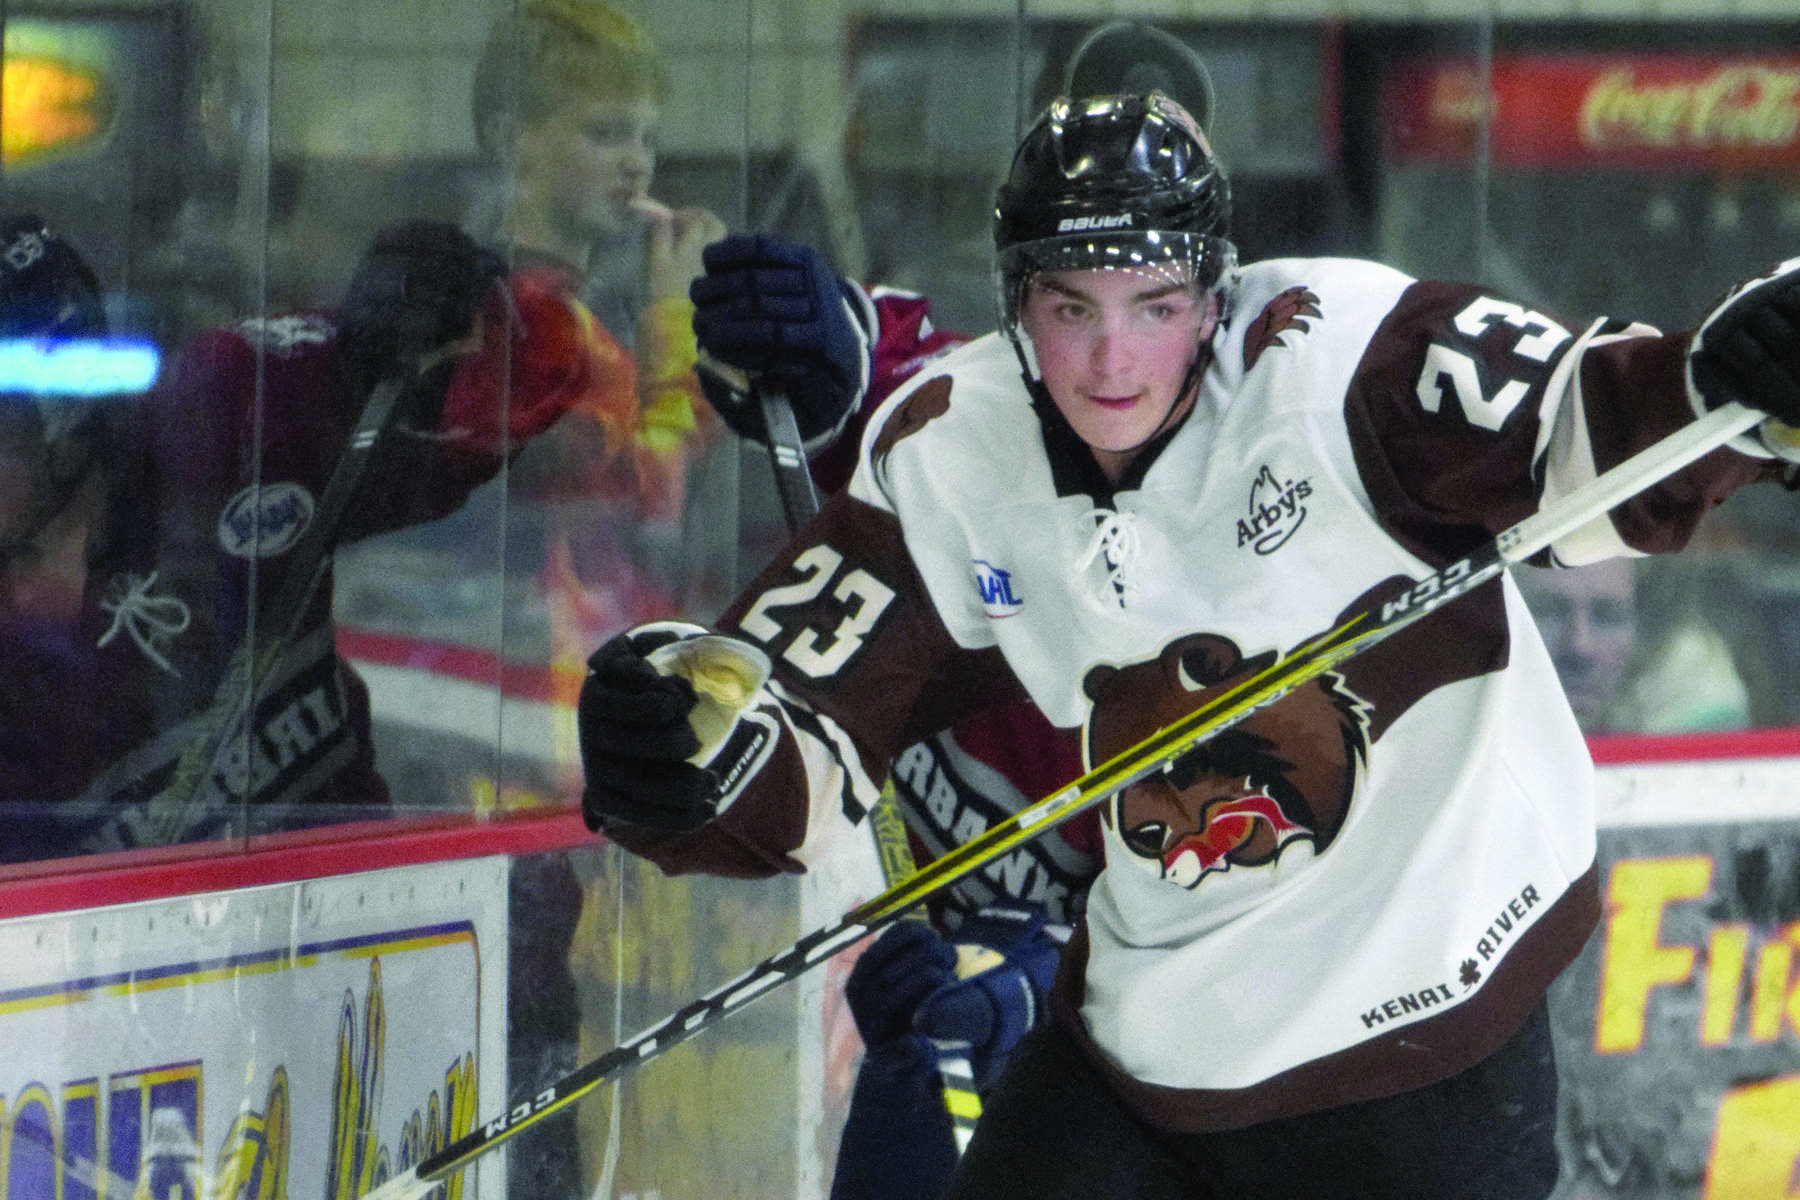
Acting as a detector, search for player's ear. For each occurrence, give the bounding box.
[1199,288,1223,335]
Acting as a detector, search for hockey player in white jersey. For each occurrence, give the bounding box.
[682,28,1217,1198]
[578,91,1800,1197]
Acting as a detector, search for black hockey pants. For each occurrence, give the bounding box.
[945,999,1560,1200]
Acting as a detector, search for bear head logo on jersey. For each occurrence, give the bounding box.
[1083,633,1370,889]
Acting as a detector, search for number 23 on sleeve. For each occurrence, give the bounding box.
[739,544,897,678]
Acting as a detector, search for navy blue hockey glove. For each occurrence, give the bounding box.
[845,905,1062,1082]
[689,233,867,445]
[336,219,506,416]
[1689,257,1800,431]
[844,919,960,1048]
[915,904,1061,1083]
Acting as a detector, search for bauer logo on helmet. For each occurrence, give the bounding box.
[1056,214,1137,234]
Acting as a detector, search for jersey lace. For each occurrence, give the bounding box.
[1075,508,1140,609]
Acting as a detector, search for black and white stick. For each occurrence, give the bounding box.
[359,400,1763,1200]
[757,380,821,531]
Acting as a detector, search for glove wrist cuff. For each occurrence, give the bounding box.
[797,285,873,456]
[698,708,780,814]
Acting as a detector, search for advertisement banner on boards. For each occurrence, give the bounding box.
[0,856,509,1200]
[1555,759,1800,1199]
[1384,53,1800,170]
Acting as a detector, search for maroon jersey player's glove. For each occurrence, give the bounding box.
[335,219,506,420]
[578,627,714,833]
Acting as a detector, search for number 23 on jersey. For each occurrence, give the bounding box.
[739,544,897,678]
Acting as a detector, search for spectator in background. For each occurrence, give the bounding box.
[1515,559,1748,735]
[1514,559,1638,731]
[466,8,729,1200]
[469,0,722,533]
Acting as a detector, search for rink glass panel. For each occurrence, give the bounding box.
[0,1,1798,1198]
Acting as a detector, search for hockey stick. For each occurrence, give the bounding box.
[362,399,1763,1200]
[757,380,821,530]
[150,353,432,846]
[759,376,983,1144]
[867,784,986,1154]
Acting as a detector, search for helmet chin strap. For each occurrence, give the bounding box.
[1129,344,1209,452]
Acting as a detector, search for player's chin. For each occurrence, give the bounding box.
[1084,408,1168,451]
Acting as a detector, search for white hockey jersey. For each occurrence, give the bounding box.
[609,256,1784,1130]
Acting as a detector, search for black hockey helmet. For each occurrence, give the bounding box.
[0,214,107,340]
[993,93,1236,358]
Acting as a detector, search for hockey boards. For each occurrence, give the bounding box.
[359,400,1763,1200]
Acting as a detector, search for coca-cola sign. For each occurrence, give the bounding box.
[1386,53,1800,168]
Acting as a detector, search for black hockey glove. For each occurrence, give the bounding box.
[336,219,506,419]
[577,625,775,834]
[1689,257,1800,429]
[690,233,868,446]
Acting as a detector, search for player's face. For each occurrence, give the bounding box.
[1021,266,1215,481]
[516,94,658,238]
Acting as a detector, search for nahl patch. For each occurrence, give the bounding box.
[1056,214,1135,233]
[974,559,1024,618]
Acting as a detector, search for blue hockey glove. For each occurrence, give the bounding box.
[577,624,772,834]
[1689,257,1800,441]
[914,904,1062,1083]
[844,919,959,1049]
[689,233,868,446]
